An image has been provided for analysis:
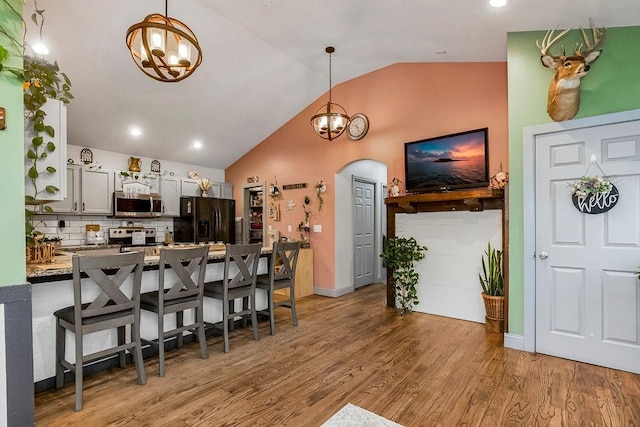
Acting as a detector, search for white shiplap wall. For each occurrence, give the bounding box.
[396,210,502,323]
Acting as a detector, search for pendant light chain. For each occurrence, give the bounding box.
[328,49,332,103]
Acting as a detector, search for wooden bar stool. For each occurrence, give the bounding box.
[54,251,146,411]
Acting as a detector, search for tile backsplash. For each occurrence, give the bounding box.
[33,214,174,247]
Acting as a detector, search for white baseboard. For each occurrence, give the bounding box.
[504,333,525,351]
[314,285,354,298]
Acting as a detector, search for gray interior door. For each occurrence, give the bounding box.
[353,178,376,288]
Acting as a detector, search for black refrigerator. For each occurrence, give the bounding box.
[173,197,236,244]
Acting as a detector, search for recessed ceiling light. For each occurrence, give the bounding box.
[489,0,507,7]
[32,43,49,55]
[130,127,142,137]
[192,140,202,149]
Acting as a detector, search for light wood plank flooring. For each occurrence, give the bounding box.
[35,283,640,426]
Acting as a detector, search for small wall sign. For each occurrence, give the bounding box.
[150,159,161,173]
[282,183,307,190]
[247,176,259,183]
[572,184,619,214]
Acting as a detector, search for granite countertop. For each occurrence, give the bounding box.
[27,246,272,283]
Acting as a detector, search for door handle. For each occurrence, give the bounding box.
[539,252,549,259]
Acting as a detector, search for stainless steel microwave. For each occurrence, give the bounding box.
[113,192,162,218]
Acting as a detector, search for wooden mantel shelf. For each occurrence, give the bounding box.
[385,188,504,213]
[385,186,509,330]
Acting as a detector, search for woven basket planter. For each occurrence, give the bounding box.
[481,292,504,321]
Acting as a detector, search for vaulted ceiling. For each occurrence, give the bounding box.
[23,0,639,170]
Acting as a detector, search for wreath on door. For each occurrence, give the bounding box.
[570,157,619,214]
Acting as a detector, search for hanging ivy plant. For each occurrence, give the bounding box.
[1,1,73,247]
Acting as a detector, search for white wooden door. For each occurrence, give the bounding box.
[535,120,640,374]
[353,178,375,288]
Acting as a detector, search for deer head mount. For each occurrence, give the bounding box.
[537,20,606,122]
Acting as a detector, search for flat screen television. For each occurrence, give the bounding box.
[404,127,489,193]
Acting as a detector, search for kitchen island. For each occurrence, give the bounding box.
[28,245,271,385]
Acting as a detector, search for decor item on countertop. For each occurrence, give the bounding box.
[310,46,349,140]
[478,241,504,332]
[198,178,211,196]
[126,0,202,82]
[489,163,509,189]
[380,236,428,314]
[537,19,606,122]
[570,155,618,214]
[128,156,142,172]
[315,180,327,211]
[150,159,161,173]
[388,178,402,197]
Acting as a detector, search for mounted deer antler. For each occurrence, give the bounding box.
[537,19,606,122]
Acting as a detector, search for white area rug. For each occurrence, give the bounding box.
[322,403,404,427]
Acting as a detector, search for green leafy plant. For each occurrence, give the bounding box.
[380,236,428,314]
[478,242,504,296]
[1,1,73,247]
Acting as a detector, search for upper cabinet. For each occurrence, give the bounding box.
[160,175,181,216]
[221,183,233,199]
[46,165,80,214]
[25,100,67,201]
[180,178,200,197]
[81,168,113,214]
[46,166,113,215]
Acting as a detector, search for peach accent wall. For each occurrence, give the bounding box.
[226,62,508,291]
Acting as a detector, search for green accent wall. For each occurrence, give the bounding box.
[507,26,640,335]
[0,0,25,286]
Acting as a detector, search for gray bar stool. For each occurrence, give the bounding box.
[140,246,209,377]
[257,241,301,335]
[204,243,261,353]
[54,251,146,411]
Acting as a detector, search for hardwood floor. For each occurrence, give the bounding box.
[35,283,640,426]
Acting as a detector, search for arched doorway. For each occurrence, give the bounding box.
[334,159,387,294]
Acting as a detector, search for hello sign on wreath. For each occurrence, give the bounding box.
[570,156,618,214]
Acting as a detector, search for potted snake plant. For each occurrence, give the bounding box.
[478,242,504,332]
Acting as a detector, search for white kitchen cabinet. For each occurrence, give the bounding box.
[221,183,233,199]
[48,166,113,215]
[81,168,114,214]
[180,178,200,197]
[25,100,67,201]
[47,165,80,213]
[204,183,221,198]
[160,175,181,216]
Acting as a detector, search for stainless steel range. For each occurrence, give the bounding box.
[108,227,157,247]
